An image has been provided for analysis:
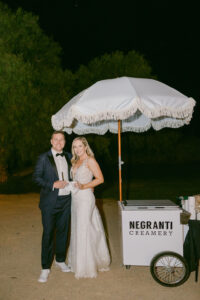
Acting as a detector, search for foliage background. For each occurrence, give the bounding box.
[0,2,199,185]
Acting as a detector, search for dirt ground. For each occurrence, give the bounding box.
[0,194,199,300]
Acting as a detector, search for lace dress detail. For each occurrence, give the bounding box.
[68,159,110,278]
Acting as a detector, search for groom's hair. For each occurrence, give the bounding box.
[51,130,66,140]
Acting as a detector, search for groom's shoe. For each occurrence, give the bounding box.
[55,261,71,272]
[38,269,50,283]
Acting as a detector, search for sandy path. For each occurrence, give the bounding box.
[0,194,199,300]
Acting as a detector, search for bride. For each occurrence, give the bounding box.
[68,137,110,278]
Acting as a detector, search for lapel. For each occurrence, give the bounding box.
[64,152,72,181]
[47,150,59,178]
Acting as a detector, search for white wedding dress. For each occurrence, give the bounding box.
[68,159,110,278]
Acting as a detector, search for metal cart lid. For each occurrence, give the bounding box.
[123,199,179,209]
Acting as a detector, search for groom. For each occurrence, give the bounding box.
[33,131,72,283]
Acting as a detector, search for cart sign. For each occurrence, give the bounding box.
[119,202,184,266]
[129,220,173,236]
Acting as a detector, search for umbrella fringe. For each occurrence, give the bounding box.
[60,116,192,135]
[138,97,196,119]
[51,96,195,131]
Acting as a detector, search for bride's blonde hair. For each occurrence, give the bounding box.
[71,137,94,165]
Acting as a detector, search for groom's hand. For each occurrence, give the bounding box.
[53,180,68,189]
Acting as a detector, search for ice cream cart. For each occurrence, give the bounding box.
[119,199,190,287]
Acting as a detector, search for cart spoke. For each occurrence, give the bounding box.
[153,254,187,284]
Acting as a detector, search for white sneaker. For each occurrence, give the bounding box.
[38,269,50,283]
[55,261,71,272]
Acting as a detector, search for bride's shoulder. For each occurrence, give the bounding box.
[87,157,96,164]
[87,157,99,168]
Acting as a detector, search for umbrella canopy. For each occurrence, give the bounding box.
[51,76,196,201]
[52,77,196,134]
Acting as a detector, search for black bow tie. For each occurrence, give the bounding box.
[56,152,64,157]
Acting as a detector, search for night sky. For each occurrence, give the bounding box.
[1,0,200,102]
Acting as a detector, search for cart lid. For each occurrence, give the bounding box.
[122,199,180,210]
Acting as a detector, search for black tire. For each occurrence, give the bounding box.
[150,251,190,287]
[125,265,131,269]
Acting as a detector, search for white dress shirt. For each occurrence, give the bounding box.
[51,148,70,196]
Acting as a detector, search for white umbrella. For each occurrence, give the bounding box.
[51,77,196,201]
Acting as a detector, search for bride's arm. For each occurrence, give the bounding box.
[78,158,104,190]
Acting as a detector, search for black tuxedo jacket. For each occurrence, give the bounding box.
[33,149,72,210]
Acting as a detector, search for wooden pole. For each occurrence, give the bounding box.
[118,120,122,202]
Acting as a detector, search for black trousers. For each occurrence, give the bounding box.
[41,194,71,269]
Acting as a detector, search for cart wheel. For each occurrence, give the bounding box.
[150,251,190,287]
[125,265,131,269]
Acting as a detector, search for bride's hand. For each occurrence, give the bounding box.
[75,181,84,190]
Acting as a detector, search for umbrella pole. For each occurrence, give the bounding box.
[118,120,122,202]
